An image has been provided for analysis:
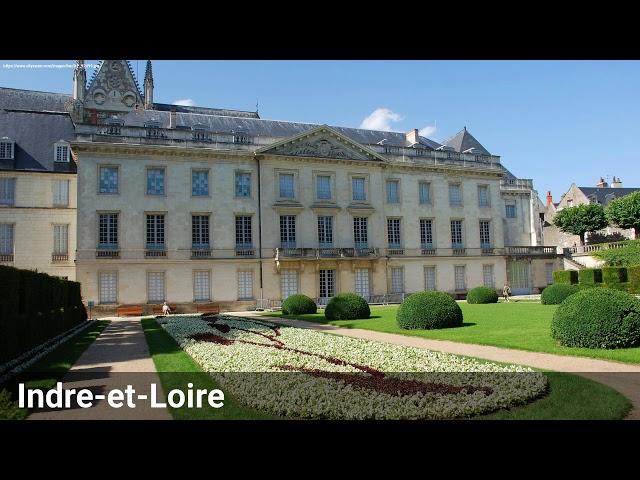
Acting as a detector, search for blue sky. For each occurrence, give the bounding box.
[2,60,639,200]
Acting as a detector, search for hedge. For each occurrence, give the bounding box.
[551,288,640,349]
[282,294,317,315]
[0,266,87,365]
[466,286,499,304]
[603,267,628,285]
[629,266,640,294]
[553,270,578,285]
[541,284,580,305]
[397,291,463,330]
[578,268,602,285]
[325,293,370,320]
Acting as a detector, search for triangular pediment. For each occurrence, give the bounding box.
[84,60,144,112]
[256,125,386,162]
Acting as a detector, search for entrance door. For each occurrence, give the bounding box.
[355,268,370,301]
[508,260,531,295]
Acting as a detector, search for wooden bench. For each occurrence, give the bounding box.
[116,305,144,317]
[151,304,177,315]
[196,303,220,314]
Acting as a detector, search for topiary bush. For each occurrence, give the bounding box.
[628,266,640,294]
[602,266,628,285]
[466,286,499,304]
[541,283,580,305]
[551,288,640,349]
[553,270,578,285]
[396,291,463,330]
[281,294,317,315]
[578,268,603,285]
[324,293,370,320]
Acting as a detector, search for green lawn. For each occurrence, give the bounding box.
[0,320,110,420]
[262,302,640,364]
[141,317,274,420]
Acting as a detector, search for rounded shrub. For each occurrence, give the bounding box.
[466,286,499,304]
[324,293,370,320]
[551,288,640,349]
[541,284,579,305]
[281,294,317,315]
[396,291,463,330]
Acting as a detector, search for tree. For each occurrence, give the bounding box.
[553,203,608,245]
[606,191,640,239]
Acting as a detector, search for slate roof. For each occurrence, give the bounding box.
[443,127,491,155]
[0,110,76,173]
[578,186,640,205]
[152,102,260,119]
[0,87,72,113]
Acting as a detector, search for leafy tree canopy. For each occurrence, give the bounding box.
[593,240,640,267]
[606,191,640,239]
[553,203,608,245]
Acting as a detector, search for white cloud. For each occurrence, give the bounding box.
[419,125,437,137]
[359,108,403,131]
[173,98,194,106]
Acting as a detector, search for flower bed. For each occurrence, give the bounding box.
[157,315,547,419]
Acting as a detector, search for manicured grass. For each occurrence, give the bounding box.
[477,372,630,420]
[141,317,274,420]
[263,302,640,364]
[0,320,110,420]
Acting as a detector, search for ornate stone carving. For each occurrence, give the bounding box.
[83,60,143,112]
[276,136,367,160]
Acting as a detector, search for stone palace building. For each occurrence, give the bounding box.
[0,60,560,312]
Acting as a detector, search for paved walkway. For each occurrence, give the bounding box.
[228,312,640,419]
[29,318,171,420]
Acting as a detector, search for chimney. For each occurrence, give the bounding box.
[169,110,176,129]
[596,177,608,188]
[405,129,420,145]
[611,176,623,188]
[546,191,553,207]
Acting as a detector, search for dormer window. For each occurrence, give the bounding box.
[105,117,123,136]
[233,132,252,144]
[0,138,15,160]
[144,120,163,138]
[54,142,70,163]
[192,124,210,142]
[384,145,400,154]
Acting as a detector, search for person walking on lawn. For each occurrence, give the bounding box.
[502,283,512,302]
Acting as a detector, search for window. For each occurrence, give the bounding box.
[449,183,462,206]
[147,272,165,303]
[451,220,464,248]
[280,215,296,248]
[0,139,14,159]
[390,267,404,294]
[192,215,210,249]
[352,177,366,201]
[478,185,490,207]
[192,125,210,141]
[0,224,14,255]
[479,220,491,248]
[53,225,68,254]
[546,263,554,285]
[281,270,298,300]
[566,199,574,207]
[319,269,335,299]
[146,214,165,249]
[387,218,401,248]
[505,202,517,218]
[316,175,332,200]
[355,268,370,299]
[424,266,436,291]
[0,177,16,206]
[194,271,210,301]
[318,216,333,247]
[233,132,252,144]
[99,166,118,194]
[54,143,70,163]
[419,182,431,204]
[386,180,400,203]
[235,216,252,248]
[98,213,118,248]
[53,179,69,206]
[146,168,165,195]
[98,272,117,304]
[354,217,368,248]
[279,173,295,199]
[454,265,466,291]
[192,170,209,196]
[483,264,495,288]
[235,172,251,198]
[420,219,433,249]
[238,271,254,299]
